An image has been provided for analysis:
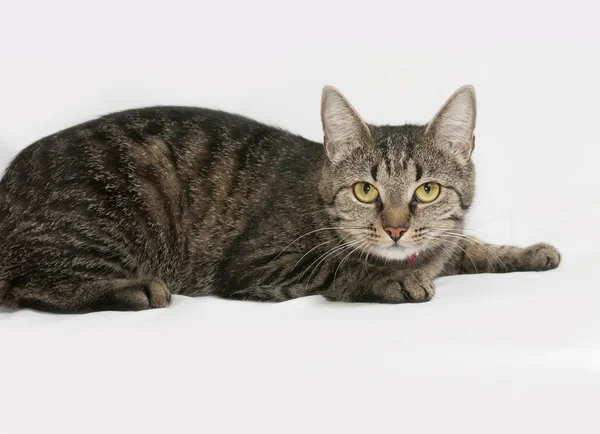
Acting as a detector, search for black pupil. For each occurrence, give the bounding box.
[424,184,431,194]
[363,183,370,195]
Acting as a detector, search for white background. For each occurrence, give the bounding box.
[0,1,599,433]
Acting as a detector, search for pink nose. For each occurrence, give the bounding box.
[384,226,407,242]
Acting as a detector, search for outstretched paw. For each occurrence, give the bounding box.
[524,243,561,271]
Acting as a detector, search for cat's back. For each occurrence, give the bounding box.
[0,105,310,200]
[1,105,320,253]
[6,105,283,165]
[0,105,323,293]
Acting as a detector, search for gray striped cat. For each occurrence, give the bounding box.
[0,85,560,312]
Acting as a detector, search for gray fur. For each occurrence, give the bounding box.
[0,86,560,312]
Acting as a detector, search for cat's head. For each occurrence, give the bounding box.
[319,85,476,262]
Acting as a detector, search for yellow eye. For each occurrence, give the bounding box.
[353,182,379,203]
[414,183,441,203]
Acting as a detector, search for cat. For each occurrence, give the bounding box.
[0,85,560,312]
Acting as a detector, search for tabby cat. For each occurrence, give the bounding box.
[0,85,560,312]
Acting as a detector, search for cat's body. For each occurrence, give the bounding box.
[0,86,560,312]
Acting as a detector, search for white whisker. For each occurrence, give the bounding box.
[430,230,508,272]
[332,242,368,289]
[291,240,332,271]
[428,233,479,274]
[422,236,458,273]
[270,226,365,262]
[299,237,367,286]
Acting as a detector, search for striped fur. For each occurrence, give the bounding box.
[0,86,560,312]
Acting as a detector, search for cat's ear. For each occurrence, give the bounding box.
[321,86,371,163]
[425,85,477,161]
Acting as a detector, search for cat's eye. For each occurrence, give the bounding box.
[353,182,379,203]
[414,182,441,203]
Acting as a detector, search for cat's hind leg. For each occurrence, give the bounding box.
[5,277,171,313]
[442,239,561,276]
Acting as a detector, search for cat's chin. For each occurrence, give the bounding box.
[371,245,423,261]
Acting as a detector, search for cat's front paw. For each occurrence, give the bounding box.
[400,271,435,303]
[524,243,561,271]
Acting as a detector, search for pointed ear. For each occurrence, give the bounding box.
[321,86,371,163]
[425,85,477,161]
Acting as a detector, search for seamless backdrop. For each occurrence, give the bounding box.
[0,1,599,433]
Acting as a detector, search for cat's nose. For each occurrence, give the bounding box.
[384,226,407,242]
